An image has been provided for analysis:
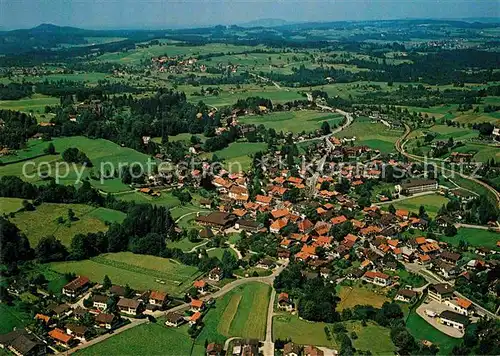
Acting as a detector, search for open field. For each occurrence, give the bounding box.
[197,282,270,343]
[9,203,118,246]
[406,310,461,355]
[440,227,500,250]
[336,117,403,153]
[0,94,59,120]
[238,110,343,134]
[273,313,334,347]
[207,247,238,260]
[342,320,396,355]
[117,190,181,207]
[0,197,27,214]
[201,141,267,172]
[336,284,389,311]
[78,323,204,356]
[0,302,32,334]
[0,136,153,193]
[384,194,450,218]
[50,252,200,296]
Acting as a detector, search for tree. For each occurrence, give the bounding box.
[221,250,238,278]
[444,224,457,237]
[35,235,68,263]
[44,142,56,155]
[388,204,396,215]
[321,121,331,135]
[103,275,112,290]
[68,208,76,221]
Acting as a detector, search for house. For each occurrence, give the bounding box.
[48,328,74,347]
[440,251,461,265]
[394,289,418,303]
[439,310,469,331]
[199,198,212,209]
[255,194,272,206]
[149,291,169,309]
[283,342,301,356]
[199,227,214,239]
[65,325,88,343]
[270,218,288,234]
[165,312,186,327]
[434,260,459,280]
[195,212,237,229]
[95,313,117,329]
[62,276,90,298]
[397,179,438,195]
[304,345,324,356]
[34,313,51,325]
[92,294,108,311]
[0,329,46,356]
[109,285,127,297]
[444,298,473,316]
[277,292,294,312]
[206,342,223,356]
[193,280,207,293]
[362,271,391,286]
[189,311,202,326]
[256,258,275,270]
[190,299,204,312]
[427,283,454,303]
[235,219,264,233]
[50,303,71,318]
[209,267,224,281]
[117,298,143,316]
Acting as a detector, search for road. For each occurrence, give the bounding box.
[374,190,436,206]
[298,107,354,144]
[395,124,500,207]
[262,288,276,356]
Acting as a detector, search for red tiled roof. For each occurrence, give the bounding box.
[49,328,73,344]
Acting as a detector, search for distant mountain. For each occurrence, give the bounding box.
[239,18,290,28]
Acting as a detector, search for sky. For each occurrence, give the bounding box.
[0,0,498,30]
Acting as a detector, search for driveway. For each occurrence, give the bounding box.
[416,300,464,338]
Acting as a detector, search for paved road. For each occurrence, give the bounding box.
[298,107,354,144]
[455,223,499,231]
[262,288,277,356]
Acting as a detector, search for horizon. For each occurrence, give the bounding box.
[1,0,498,30]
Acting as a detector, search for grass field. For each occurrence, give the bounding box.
[440,227,500,250]
[197,282,270,343]
[343,320,396,354]
[406,310,461,355]
[9,203,121,246]
[384,194,450,218]
[273,313,333,347]
[50,252,200,296]
[0,302,32,334]
[238,110,343,134]
[201,141,267,172]
[336,117,403,153]
[117,190,181,207]
[336,284,389,311]
[78,323,204,356]
[207,247,238,260]
[0,136,154,193]
[0,94,59,120]
[0,197,27,214]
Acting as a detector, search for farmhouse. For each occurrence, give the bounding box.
[439,310,469,330]
[284,342,301,356]
[397,179,438,194]
[62,276,90,298]
[193,280,207,293]
[190,299,204,312]
[277,292,294,311]
[304,345,325,356]
[165,312,186,327]
[235,219,264,233]
[92,294,108,310]
[189,311,202,326]
[427,283,454,303]
[117,298,143,316]
[149,291,169,309]
[209,267,224,281]
[65,325,89,343]
[444,298,473,316]
[206,342,223,356]
[195,212,237,229]
[0,329,46,356]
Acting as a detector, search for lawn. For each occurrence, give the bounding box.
[9,203,115,246]
[50,252,200,296]
[207,247,238,260]
[273,313,334,347]
[343,320,396,355]
[386,194,450,218]
[336,117,403,153]
[78,323,204,356]
[238,110,343,134]
[197,282,270,343]
[0,197,27,214]
[440,227,500,250]
[406,310,461,355]
[336,284,389,311]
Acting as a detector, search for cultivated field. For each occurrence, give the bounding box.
[78,323,204,356]
[50,252,201,296]
[9,203,121,246]
[336,284,389,311]
[238,110,343,134]
[273,313,333,347]
[197,282,271,343]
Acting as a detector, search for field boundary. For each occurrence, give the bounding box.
[219,294,243,336]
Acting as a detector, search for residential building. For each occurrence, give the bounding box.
[0,329,46,356]
[397,179,438,194]
[149,291,169,309]
[62,276,90,298]
[362,271,391,286]
[195,212,237,229]
[444,298,473,316]
[95,313,117,329]
[283,342,301,356]
[208,267,224,281]
[65,325,88,343]
[117,298,143,316]
[439,310,469,330]
[165,312,186,328]
[394,289,418,303]
[277,292,294,311]
[427,283,454,303]
[48,328,74,347]
[92,294,108,311]
[190,299,204,312]
[206,342,223,356]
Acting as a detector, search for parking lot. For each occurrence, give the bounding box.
[416,299,465,338]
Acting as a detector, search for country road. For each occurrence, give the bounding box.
[263,288,277,356]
